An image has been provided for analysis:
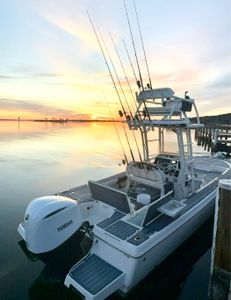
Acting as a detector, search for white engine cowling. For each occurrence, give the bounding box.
[17,195,83,254]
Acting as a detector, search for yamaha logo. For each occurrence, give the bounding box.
[57,219,73,232]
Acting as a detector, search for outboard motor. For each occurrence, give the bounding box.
[17,195,83,254]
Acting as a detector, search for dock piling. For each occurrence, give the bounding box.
[194,125,231,155]
[209,179,231,300]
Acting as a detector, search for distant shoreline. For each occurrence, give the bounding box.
[0,119,120,123]
[34,119,120,123]
[0,112,230,124]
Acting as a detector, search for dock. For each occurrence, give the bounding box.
[194,125,231,154]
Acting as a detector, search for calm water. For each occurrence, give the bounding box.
[0,121,212,300]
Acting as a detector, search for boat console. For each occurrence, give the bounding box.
[154,154,181,176]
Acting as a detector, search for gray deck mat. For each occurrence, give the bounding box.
[70,254,123,295]
[105,220,137,240]
[97,211,125,229]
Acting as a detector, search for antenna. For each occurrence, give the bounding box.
[133,0,153,89]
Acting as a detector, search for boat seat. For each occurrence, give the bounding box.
[116,175,127,188]
[88,180,132,214]
[144,98,192,117]
[145,107,181,116]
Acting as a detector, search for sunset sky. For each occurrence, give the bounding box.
[0,0,230,120]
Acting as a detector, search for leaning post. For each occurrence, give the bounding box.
[209,179,231,300]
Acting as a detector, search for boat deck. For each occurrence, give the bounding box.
[59,172,126,202]
[59,160,231,248]
[59,157,224,203]
[97,168,231,246]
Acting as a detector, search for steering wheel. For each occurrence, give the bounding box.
[168,162,178,175]
[158,162,170,174]
[158,161,177,174]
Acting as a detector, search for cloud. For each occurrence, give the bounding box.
[30,0,125,58]
[0,62,64,81]
[69,113,94,120]
[33,4,98,55]
[0,98,74,117]
[0,98,110,120]
[0,75,22,80]
[33,73,62,77]
[207,73,231,90]
[0,72,62,80]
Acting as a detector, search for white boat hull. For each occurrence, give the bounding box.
[91,191,215,294]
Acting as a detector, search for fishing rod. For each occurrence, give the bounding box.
[109,33,144,166]
[123,1,153,125]
[124,0,144,91]
[87,12,136,164]
[98,29,143,166]
[106,102,128,165]
[87,11,127,117]
[129,121,144,166]
[122,38,144,118]
[133,0,153,89]
[98,29,140,164]
[110,33,139,117]
[123,39,138,88]
[97,28,133,120]
[116,97,144,167]
[115,102,136,164]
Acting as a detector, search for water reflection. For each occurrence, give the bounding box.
[0,121,210,300]
[0,121,126,162]
[24,217,213,300]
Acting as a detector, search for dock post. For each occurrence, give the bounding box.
[208,128,212,152]
[195,128,198,140]
[214,129,219,146]
[202,128,205,147]
[197,128,202,146]
[209,179,231,300]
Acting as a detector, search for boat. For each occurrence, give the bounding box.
[17,86,231,299]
